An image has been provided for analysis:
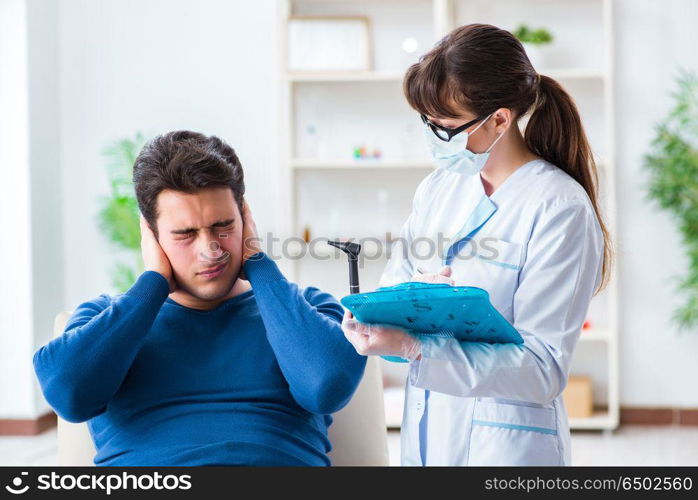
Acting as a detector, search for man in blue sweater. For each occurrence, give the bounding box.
[33,131,366,466]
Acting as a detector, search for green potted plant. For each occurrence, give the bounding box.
[513,24,554,69]
[97,133,147,293]
[644,70,698,330]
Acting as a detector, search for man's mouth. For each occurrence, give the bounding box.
[198,260,229,279]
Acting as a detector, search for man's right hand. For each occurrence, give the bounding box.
[140,215,177,293]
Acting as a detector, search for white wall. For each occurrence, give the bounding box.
[615,0,698,406]
[26,0,64,418]
[0,0,36,419]
[2,0,280,419]
[58,0,280,310]
[0,0,64,419]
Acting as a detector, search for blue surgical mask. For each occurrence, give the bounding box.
[424,113,504,175]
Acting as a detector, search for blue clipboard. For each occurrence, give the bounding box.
[341,282,523,363]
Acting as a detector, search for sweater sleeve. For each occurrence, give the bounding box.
[243,252,367,415]
[33,271,170,423]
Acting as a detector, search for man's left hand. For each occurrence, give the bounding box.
[241,200,263,263]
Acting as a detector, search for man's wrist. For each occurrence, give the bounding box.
[242,233,263,261]
[146,267,171,281]
[242,247,263,263]
[242,251,265,265]
[242,252,285,285]
[125,270,170,304]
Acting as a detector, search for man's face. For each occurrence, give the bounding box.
[154,187,243,303]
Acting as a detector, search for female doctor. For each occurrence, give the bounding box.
[341,24,612,466]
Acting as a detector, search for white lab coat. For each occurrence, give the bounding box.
[380,158,604,466]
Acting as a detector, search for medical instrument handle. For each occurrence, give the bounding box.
[327,240,362,295]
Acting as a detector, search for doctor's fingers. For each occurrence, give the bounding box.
[341,313,373,333]
[410,273,455,285]
[341,319,372,342]
[342,326,373,354]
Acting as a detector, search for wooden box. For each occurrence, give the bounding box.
[563,375,593,418]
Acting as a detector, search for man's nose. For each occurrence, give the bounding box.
[198,234,226,260]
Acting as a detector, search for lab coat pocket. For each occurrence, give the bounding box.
[476,237,523,272]
[468,399,561,466]
[450,238,523,315]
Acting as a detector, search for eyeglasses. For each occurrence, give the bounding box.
[420,113,489,142]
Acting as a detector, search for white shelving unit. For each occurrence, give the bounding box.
[277,0,619,431]
[291,158,434,169]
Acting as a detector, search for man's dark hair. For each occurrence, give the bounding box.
[133,130,245,238]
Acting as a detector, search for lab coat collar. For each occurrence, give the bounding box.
[443,160,541,267]
[444,193,497,267]
[481,158,542,205]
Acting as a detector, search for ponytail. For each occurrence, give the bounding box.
[525,75,613,293]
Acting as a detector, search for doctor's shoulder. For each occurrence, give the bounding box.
[411,167,463,208]
[522,160,602,234]
[414,167,446,200]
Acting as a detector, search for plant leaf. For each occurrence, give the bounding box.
[644,70,698,331]
[98,133,148,290]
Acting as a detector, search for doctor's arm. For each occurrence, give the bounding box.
[408,200,604,404]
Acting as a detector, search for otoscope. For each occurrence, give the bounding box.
[327,240,361,294]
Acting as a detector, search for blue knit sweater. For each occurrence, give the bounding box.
[33,253,366,466]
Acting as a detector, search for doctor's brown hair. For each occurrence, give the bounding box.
[404,23,612,292]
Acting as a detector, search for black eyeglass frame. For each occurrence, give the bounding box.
[420,113,489,142]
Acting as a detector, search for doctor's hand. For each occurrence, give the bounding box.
[341,311,422,362]
[410,265,454,285]
[140,215,177,294]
